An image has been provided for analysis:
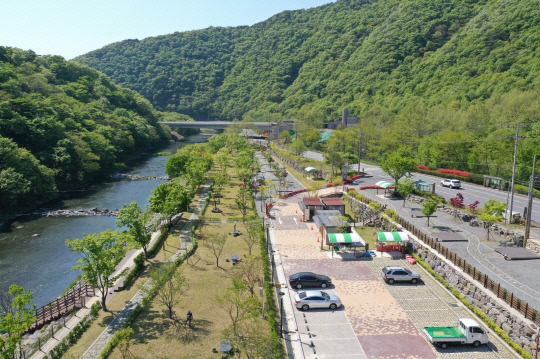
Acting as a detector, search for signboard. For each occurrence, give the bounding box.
[342,164,348,181]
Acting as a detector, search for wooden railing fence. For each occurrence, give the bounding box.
[27,281,95,332]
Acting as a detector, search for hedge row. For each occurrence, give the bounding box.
[251,193,284,358]
[45,302,101,359]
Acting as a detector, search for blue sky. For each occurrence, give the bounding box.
[0,0,335,60]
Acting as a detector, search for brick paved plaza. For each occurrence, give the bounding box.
[270,196,519,359]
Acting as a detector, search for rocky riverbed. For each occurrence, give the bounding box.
[109,173,169,181]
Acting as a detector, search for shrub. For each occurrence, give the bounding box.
[415,165,429,171]
[435,169,471,177]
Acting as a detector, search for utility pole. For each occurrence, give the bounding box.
[524,155,536,247]
[508,126,519,224]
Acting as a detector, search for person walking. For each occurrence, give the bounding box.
[186,310,193,327]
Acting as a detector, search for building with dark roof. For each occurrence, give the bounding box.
[321,197,346,215]
[299,197,325,221]
[312,210,350,246]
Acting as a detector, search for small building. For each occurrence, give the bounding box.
[483,175,505,190]
[321,197,346,215]
[299,197,325,221]
[313,210,350,246]
[414,180,435,194]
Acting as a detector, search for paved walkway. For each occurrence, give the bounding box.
[261,150,519,358]
[349,185,540,314]
[30,180,212,359]
[80,180,211,358]
[271,196,436,359]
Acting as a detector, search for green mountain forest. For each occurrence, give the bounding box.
[74,0,540,182]
[0,46,174,213]
[76,0,539,121]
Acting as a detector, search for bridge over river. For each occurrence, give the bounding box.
[159,120,294,139]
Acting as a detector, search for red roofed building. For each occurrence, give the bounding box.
[299,197,324,221]
[321,197,346,215]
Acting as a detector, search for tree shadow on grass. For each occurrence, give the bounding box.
[131,307,173,344]
[169,318,212,344]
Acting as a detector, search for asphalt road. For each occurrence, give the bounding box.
[303,150,540,226]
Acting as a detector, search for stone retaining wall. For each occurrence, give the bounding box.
[526,238,540,254]
[415,244,539,355]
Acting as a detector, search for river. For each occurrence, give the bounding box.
[0,134,210,308]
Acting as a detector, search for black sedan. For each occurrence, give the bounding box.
[289,272,332,289]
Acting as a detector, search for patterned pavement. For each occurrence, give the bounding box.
[270,195,519,359]
[272,199,437,359]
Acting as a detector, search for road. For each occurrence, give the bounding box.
[303,150,540,226]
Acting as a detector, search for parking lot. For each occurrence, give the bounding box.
[270,196,520,359]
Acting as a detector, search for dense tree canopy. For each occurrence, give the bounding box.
[75,0,539,124]
[0,47,172,213]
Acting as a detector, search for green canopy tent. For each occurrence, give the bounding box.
[375,181,394,196]
[376,232,409,253]
[305,167,317,172]
[375,181,394,188]
[376,232,409,242]
[328,232,365,256]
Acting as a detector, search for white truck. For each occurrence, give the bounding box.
[423,318,489,349]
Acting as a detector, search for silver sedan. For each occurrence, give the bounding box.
[294,290,342,311]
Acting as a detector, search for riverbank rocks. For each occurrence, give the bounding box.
[109,173,169,181]
[416,243,538,355]
[43,208,119,217]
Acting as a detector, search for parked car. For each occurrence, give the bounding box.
[440,179,462,188]
[382,266,420,284]
[294,290,342,311]
[289,272,332,289]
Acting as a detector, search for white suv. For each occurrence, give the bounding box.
[441,179,461,189]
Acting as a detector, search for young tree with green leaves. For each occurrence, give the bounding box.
[290,138,306,157]
[116,201,152,260]
[231,256,263,295]
[395,178,415,207]
[148,263,189,319]
[242,222,261,256]
[116,327,135,359]
[235,185,252,225]
[478,199,505,241]
[421,199,439,227]
[66,230,126,311]
[279,130,292,144]
[381,153,416,185]
[0,285,35,359]
[216,278,259,337]
[324,151,346,183]
[206,233,227,269]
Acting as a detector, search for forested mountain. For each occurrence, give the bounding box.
[75,0,540,182]
[76,0,539,122]
[0,47,171,213]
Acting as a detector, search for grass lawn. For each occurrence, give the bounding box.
[352,226,382,249]
[271,156,325,190]
[106,221,268,359]
[65,163,275,358]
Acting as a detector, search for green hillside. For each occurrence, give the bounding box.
[0,47,172,213]
[76,0,539,121]
[75,0,540,182]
